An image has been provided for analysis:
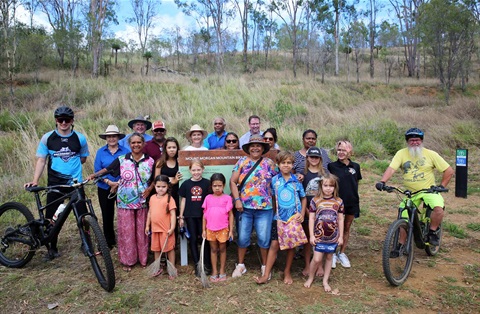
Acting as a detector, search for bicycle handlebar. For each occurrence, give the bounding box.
[381,185,449,196]
[25,178,91,193]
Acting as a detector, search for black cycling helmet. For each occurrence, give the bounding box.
[54,106,74,119]
[405,127,424,141]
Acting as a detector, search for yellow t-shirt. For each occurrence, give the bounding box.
[389,148,450,191]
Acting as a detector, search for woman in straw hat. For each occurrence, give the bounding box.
[94,125,129,249]
[184,124,208,151]
[230,134,277,278]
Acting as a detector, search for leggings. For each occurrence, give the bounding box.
[184,217,211,267]
[97,187,116,247]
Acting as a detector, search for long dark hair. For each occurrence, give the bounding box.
[155,137,180,169]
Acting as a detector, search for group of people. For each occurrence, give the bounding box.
[25,106,453,291]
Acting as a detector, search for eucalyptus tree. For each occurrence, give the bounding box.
[88,0,117,77]
[345,19,367,83]
[418,0,477,103]
[22,0,40,28]
[233,0,252,72]
[127,0,158,54]
[1,0,18,94]
[377,20,400,83]
[270,0,307,78]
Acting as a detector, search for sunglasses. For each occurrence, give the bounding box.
[225,139,238,144]
[56,118,72,124]
[153,129,166,133]
[264,137,274,141]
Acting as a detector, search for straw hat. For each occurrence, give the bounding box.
[242,134,270,154]
[99,125,125,140]
[128,115,152,130]
[186,124,208,139]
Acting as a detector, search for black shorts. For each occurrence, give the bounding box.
[344,205,360,218]
[271,221,278,241]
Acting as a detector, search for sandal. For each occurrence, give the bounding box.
[210,275,219,282]
[217,274,227,282]
[123,266,132,272]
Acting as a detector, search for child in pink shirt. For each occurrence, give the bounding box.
[202,173,234,282]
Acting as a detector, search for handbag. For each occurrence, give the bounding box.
[275,181,308,250]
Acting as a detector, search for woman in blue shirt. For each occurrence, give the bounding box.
[94,125,129,249]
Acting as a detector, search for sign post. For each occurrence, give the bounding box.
[455,149,468,198]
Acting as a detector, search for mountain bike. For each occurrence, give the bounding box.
[0,178,115,292]
[379,185,448,286]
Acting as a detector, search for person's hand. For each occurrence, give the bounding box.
[167,229,174,236]
[294,212,303,223]
[24,181,38,188]
[178,218,184,228]
[375,181,385,191]
[235,199,243,211]
[145,228,150,236]
[296,173,304,182]
[109,183,118,193]
[202,230,206,239]
[86,174,96,181]
[310,236,316,246]
[337,236,344,247]
[142,186,152,199]
[176,171,183,181]
[228,231,234,241]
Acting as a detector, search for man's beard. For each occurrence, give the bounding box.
[408,144,424,159]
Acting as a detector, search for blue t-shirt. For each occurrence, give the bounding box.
[94,144,129,190]
[36,129,89,185]
[204,131,227,149]
[272,173,306,221]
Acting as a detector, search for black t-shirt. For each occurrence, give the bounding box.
[160,162,179,207]
[327,160,362,207]
[303,170,322,206]
[179,178,210,218]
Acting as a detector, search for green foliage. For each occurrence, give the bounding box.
[451,121,480,147]
[443,221,468,239]
[466,223,480,232]
[0,110,30,131]
[268,99,293,126]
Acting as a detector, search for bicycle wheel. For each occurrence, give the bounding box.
[382,219,414,286]
[82,216,115,292]
[0,202,36,268]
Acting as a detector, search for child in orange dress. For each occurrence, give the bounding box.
[146,175,177,278]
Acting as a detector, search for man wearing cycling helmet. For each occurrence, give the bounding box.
[25,106,90,260]
[376,128,453,245]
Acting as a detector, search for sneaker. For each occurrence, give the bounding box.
[428,229,440,246]
[43,249,61,262]
[232,264,247,278]
[331,253,337,269]
[337,253,351,268]
[260,265,272,281]
[390,243,408,258]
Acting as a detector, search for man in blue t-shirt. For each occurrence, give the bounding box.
[25,106,90,260]
[204,117,228,149]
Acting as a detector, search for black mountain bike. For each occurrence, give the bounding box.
[379,185,448,286]
[0,178,115,292]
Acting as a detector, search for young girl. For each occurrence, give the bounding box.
[254,151,306,285]
[302,146,327,277]
[145,175,177,278]
[304,173,344,292]
[328,140,362,269]
[202,173,234,282]
[178,159,211,275]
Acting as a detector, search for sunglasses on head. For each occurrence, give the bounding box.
[56,117,72,124]
[225,139,238,144]
[153,129,166,133]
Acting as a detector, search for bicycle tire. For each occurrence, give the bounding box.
[0,202,36,268]
[382,219,414,286]
[82,216,116,292]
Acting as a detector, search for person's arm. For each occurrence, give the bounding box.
[440,166,454,187]
[178,197,186,227]
[25,157,47,187]
[202,215,207,239]
[228,210,234,240]
[309,211,316,246]
[380,167,396,184]
[298,196,307,221]
[169,207,176,236]
[230,169,243,212]
[80,157,87,164]
[145,208,151,235]
[337,212,345,247]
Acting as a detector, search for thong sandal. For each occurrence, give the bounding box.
[123,266,132,272]
[217,274,227,282]
[210,275,219,282]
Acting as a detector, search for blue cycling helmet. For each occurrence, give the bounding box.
[405,127,424,141]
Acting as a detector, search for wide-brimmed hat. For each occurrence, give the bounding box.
[242,134,270,154]
[128,115,152,130]
[306,146,322,157]
[99,125,125,140]
[186,124,207,139]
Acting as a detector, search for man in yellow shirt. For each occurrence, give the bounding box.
[376,128,454,245]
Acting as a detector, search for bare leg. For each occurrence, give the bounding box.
[219,242,227,275]
[304,251,323,288]
[341,215,354,253]
[237,247,247,264]
[284,248,295,284]
[210,240,219,277]
[323,253,333,292]
[254,240,278,284]
[154,251,160,261]
[259,247,268,266]
[302,243,312,276]
[430,206,444,231]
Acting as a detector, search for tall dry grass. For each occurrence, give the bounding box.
[0,71,479,203]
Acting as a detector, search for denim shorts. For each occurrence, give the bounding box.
[237,208,273,249]
[314,242,338,253]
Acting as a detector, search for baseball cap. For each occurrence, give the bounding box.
[306,146,322,157]
[153,121,166,130]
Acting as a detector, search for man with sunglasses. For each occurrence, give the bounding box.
[25,105,90,260]
[143,120,167,161]
[204,117,228,149]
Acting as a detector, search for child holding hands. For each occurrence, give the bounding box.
[304,173,344,291]
[202,173,234,282]
[254,151,306,285]
[146,175,177,278]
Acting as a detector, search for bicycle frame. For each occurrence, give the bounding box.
[396,198,425,253]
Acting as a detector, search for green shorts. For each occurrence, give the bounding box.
[399,192,445,218]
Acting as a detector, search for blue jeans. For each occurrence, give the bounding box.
[237,208,273,249]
